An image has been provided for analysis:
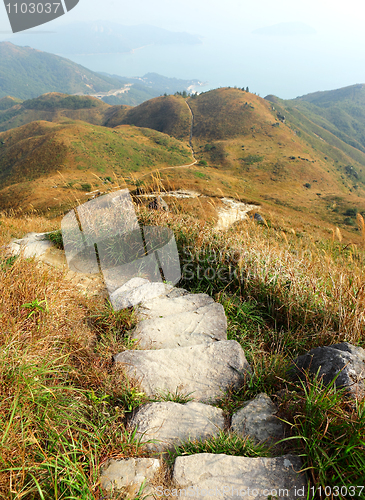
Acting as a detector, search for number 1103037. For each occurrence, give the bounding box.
[5,3,61,14]
[310,485,364,497]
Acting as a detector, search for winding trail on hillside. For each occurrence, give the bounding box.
[132,99,197,181]
[131,99,260,230]
[185,99,196,158]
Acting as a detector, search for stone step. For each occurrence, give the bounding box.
[135,292,215,319]
[173,454,308,499]
[128,401,225,452]
[110,277,174,310]
[114,340,251,403]
[99,457,160,499]
[132,301,227,349]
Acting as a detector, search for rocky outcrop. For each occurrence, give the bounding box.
[109,277,174,310]
[132,292,227,349]
[291,342,365,398]
[5,232,53,258]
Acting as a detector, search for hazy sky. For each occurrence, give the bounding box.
[1,0,365,98]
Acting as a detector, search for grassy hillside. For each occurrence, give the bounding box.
[104,87,365,242]
[105,94,191,141]
[269,84,365,155]
[0,205,364,497]
[0,42,122,100]
[0,93,112,132]
[0,96,22,110]
[2,87,365,243]
[0,119,192,213]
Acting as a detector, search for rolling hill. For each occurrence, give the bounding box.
[0,93,113,132]
[2,86,365,243]
[0,119,192,213]
[104,94,191,141]
[107,87,365,240]
[0,42,123,100]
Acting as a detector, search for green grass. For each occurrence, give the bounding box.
[280,373,365,496]
[2,207,365,498]
[166,431,271,467]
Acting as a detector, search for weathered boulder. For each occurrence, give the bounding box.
[132,301,227,349]
[173,453,307,499]
[148,196,169,211]
[129,401,225,452]
[6,232,54,258]
[231,393,285,444]
[110,277,173,310]
[290,342,365,398]
[99,457,160,498]
[113,340,252,402]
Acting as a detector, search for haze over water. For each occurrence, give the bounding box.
[1,0,365,99]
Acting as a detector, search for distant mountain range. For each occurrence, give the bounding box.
[2,40,365,243]
[0,42,203,104]
[6,21,202,55]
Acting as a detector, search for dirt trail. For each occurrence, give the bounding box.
[131,99,260,229]
[138,190,260,230]
[184,99,196,158]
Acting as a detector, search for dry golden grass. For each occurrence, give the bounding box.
[1,199,365,497]
[137,204,365,347]
[0,215,146,498]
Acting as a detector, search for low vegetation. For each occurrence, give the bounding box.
[1,198,364,498]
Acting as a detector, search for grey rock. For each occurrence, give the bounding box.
[136,292,215,320]
[253,213,264,223]
[129,401,225,452]
[231,393,285,444]
[173,453,307,499]
[114,340,252,402]
[6,232,54,258]
[110,277,173,310]
[133,301,227,349]
[148,196,169,211]
[291,342,365,398]
[99,457,160,498]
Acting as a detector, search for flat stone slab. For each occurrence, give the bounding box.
[129,401,225,452]
[136,292,215,320]
[99,457,160,498]
[173,453,307,499]
[114,340,252,402]
[6,232,53,258]
[291,342,365,399]
[231,393,285,444]
[110,277,173,310]
[132,302,227,349]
